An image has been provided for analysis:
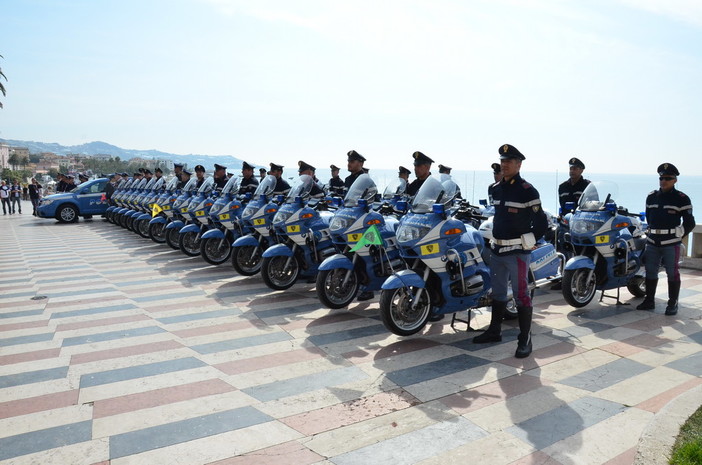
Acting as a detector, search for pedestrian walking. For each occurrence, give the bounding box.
[28,178,43,216]
[10,180,22,214]
[0,180,10,214]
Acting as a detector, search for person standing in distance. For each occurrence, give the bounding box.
[398,166,411,183]
[406,151,434,197]
[328,164,344,196]
[637,163,695,315]
[344,150,366,193]
[268,163,291,196]
[473,144,548,358]
[558,157,590,212]
[239,161,259,195]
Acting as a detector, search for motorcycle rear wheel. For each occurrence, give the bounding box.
[232,245,263,276]
[179,231,201,257]
[562,268,597,307]
[165,228,180,250]
[316,268,359,309]
[149,222,166,243]
[379,286,431,336]
[262,255,299,290]
[201,237,231,265]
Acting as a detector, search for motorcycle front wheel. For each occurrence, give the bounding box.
[626,275,646,298]
[316,268,359,309]
[232,245,263,276]
[136,219,150,238]
[261,255,299,290]
[201,237,231,265]
[179,231,201,257]
[562,268,597,307]
[165,228,181,250]
[379,286,431,336]
[149,222,166,243]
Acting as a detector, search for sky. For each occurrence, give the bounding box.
[2,0,702,174]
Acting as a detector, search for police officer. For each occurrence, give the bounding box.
[194,165,206,188]
[406,151,434,197]
[298,161,324,198]
[143,169,153,182]
[152,167,165,190]
[268,163,291,196]
[474,144,548,358]
[439,163,461,199]
[239,161,259,194]
[328,164,344,196]
[213,164,228,189]
[259,167,267,181]
[78,173,89,184]
[344,150,366,192]
[487,163,502,201]
[398,166,411,183]
[104,174,117,205]
[180,168,192,189]
[636,163,695,315]
[558,157,590,212]
[173,163,184,187]
[56,173,68,193]
[65,175,76,190]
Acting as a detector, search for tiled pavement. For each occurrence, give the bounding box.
[1,208,701,465]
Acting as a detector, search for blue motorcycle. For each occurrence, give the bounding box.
[562,181,647,307]
[200,176,248,265]
[164,177,200,250]
[315,174,406,309]
[178,177,216,256]
[261,175,336,290]
[147,176,182,243]
[379,176,492,336]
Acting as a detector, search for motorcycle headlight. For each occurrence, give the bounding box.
[330,216,353,232]
[397,224,431,243]
[571,219,605,234]
[242,206,257,219]
[273,211,292,224]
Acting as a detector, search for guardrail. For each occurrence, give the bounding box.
[682,225,702,258]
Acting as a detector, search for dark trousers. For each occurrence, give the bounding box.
[10,197,21,213]
[31,198,40,215]
[1,198,9,214]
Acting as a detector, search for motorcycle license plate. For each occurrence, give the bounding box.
[253,218,265,226]
[347,233,362,243]
[195,211,205,217]
[219,213,230,220]
[596,235,609,244]
[162,205,171,210]
[181,207,188,213]
[287,225,300,233]
[420,243,439,255]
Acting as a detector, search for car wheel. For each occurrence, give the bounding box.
[56,204,78,223]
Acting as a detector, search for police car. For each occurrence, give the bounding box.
[37,178,110,223]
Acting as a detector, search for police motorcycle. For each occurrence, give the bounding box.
[260,175,337,290]
[125,176,160,233]
[379,176,493,336]
[177,177,217,256]
[199,176,249,265]
[132,176,167,238]
[147,176,181,243]
[230,175,280,276]
[315,175,407,309]
[164,176,200,250]
[116,177,148,229]
[105,177,131,223]
[561,181,647,307]
[109,177,136,226]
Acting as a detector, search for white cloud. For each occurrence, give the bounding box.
[616,0,702,27]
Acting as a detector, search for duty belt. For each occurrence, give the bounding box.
[648,228,676,234]
[493,238,522,246]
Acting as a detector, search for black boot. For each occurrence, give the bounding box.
[665,281,680,315]
[473,300,506,343]
[515,306,533,358]
[636,278,658,310]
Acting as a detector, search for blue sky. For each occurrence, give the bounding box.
[1,0,701,174]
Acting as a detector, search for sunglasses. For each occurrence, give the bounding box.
[659,176,676,181]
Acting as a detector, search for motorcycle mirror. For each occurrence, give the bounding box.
[565,201,575,212]
[605,202,617,214]
[479,199,487,206]
[432,203,445,215]
[639,212,646,221]
[358,198,368,208]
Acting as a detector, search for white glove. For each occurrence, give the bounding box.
[521,232,536,249]
[675,225,684,238]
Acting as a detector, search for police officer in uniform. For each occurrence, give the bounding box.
[298,161,325,198]
[173,163,185,187]
[406,151,434,197]
[259,167,267,181]
[239,161,259,194]
[104,174,117,205]
[56,174,68,193]
[439,163,461,199]
[269,163,291,196]
[487,162,502,201]
[344,150,366,193]
[213,164,228,189]
[152,167,165,190]
[637,163,695,315]
[328,164,344,196]
[398,166,411,183]
[194,165,206,188]
[558,157,590,212]
[474,144,548,358]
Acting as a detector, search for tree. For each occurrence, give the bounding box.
[20,155,29,169]
[0,54,6,109]
[8,153,18,170]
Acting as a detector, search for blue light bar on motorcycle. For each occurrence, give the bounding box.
[605,202,617,213]
[358,199,367,208]
[432,203,445,215]
[396,200,407,212]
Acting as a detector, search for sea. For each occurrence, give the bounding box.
[348,169,701,216]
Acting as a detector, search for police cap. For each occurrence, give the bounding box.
[438,164,451,174]
[413,151,434,166]
[269,163,283,172]
[108,173,116,179]
[143,169,152,175]
[330,164,340,171]
[194,164,206,172]
[138,168,146,173]
[491,163,501,174]
[498,144,525,160]
[173,162,184,169]
[214,163,227,171]
[657,163,680,176]
[347,150,366,163]
[298,160,315,173]
[154,167,163,174]
[569,157,585,170]
[78,173,88,180]
[399,166,411,175]
[242,161,255,171]
[259,168,267,173]
[67,174,75,179]
[121,172,128,177]
[133,172,142,177]
[182,169,192,176]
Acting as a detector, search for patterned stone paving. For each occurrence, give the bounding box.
[1,208,701,464]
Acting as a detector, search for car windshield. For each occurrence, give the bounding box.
[197,176,215,194]
[411,176,458,213]
[286,175,314,203]
[382,177,407,200]
[253,175,277,199]
[578,181,619,211]
[344,174,377,207]
[220,176,242,195]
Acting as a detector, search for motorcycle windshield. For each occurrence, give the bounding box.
[144,177,157,189]
[285,175,314,203]
[253,175,277,199]
[165,176,179,191]
[181,177,197,192]
[197,177,215,194]
[220,176,241,195]
[411,176,458,213]
[578,181,619,211]
[382,177,407,200]
[344,174,377,207]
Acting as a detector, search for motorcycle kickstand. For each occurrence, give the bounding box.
[451,310,478,332]
[599,287,629,306]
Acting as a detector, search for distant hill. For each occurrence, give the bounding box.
[0,138,248,170]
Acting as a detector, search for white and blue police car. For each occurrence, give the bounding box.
[37,178,110,223]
